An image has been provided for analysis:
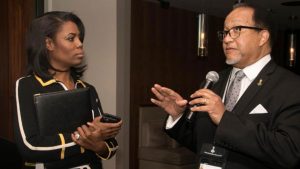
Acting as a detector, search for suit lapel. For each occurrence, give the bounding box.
[232,60,277,114]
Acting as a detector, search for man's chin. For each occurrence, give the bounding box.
[226,59,237,65]
[225,56,241,66]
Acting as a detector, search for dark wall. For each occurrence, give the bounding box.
[272,30,300,74]
[129,1,300,169]
[130,1,225,169]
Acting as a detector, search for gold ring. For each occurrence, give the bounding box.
[204,98,208,105]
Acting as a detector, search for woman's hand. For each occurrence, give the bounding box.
[72,116,122,153]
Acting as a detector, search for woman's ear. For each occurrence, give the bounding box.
[259,30,270,46]
[45,38,54,51]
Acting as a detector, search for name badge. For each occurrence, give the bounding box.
[199,143,228,169]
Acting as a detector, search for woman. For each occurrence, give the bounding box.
[14,11,122,169]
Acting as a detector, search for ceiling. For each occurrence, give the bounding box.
[151,0,300,30]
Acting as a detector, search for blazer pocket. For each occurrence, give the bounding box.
[249,104,268,114]
[248,113,270,124]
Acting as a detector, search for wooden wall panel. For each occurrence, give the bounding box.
[0,0,35,141]
[0,0,10,139]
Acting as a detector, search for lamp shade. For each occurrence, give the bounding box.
[198,13,208,57]
[288,33,296,67]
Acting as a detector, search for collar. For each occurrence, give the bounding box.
[34,75,86,88]
[232,54,271,81]
[34,75,56,86]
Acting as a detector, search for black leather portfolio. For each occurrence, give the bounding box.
[34,88,92,135]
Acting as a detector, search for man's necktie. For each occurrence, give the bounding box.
[225,70,245,111]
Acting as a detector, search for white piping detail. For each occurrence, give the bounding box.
[98,107,103,116]
[16,78,76,151]
[57,82,68,90]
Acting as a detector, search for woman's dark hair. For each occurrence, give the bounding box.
[233,3,277,47]
[26,11,86,79]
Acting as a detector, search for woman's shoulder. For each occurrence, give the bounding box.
[77,80,100,97]
[77,80,95,89]
[16,75,49,92]
[16,75,36,86]
[15,75,43,97]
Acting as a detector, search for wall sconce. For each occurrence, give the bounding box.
[288,15,297,67]
[289,33,296,67]
[197,13,208,57]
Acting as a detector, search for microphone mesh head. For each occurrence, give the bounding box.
[206,71,219,83]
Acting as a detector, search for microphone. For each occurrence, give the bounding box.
[186,71,219,121]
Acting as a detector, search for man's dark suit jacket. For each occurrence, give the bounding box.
[165,60,300,169]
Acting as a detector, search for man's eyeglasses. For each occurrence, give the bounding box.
[217,26,265,41]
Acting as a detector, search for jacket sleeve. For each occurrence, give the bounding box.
[14,78,87,162]
[88,85,104,117]
[165,109,216,154]
[88,84,118,159]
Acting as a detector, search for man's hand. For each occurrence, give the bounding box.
[151,84,187,120]
[189,88,225,125]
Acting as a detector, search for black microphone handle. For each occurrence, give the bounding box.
[186,80,213,121]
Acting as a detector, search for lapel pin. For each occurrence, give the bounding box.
[257,79,263,86]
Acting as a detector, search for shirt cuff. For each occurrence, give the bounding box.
[165,114,183,129]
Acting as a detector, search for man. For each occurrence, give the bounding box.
[151,3,300,169]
